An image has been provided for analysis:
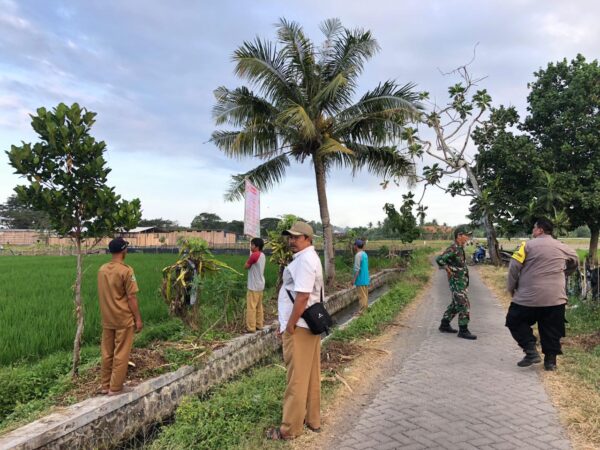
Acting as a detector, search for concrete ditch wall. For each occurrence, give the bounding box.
[0,268,404,450]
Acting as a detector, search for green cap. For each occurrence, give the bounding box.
[454,226,473,239]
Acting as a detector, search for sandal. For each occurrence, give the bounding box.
[266,427,290,440]
[304,421,321,433]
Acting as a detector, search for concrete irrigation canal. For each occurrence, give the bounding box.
[0,268,404,450]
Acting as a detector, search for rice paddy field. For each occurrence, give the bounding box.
[0,253,279,367]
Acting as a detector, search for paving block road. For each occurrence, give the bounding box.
[325,261,571,450]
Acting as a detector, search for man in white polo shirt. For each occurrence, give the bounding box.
[267,221,324,440]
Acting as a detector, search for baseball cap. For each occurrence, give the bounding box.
[354,239,365,247]
[108,237,129,253]
[282,221,314,237]
[454,226,473,239]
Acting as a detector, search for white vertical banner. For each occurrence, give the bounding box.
[244,179,260,237]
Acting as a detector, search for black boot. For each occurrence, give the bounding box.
[544,354,557,371]
[439,319,458,333]
[457,325,477,340]
[517,342,541,367]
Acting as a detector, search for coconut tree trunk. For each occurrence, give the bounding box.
[71,238,85,377]
[313,155,336,288]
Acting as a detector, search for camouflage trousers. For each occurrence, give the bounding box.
[442,290,470,326]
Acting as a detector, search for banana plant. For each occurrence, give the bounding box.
[161,237,240,329]
[267,215,298,297]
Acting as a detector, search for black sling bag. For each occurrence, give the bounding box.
[286,288,333,335]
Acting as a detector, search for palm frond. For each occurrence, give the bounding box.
[318,137,355,157]
[213,87,279,131]
[225,153,291,201]
[345,143,416,181]
[321,28,380,88]
[338,81,422,119]
[333,81,422,144]
[233,38,301,103]
[277,104,317,140]
[211,127,279,159]
[319,18,343,41]
[213,86,278,127]
[276,18,316,100]
[312,72,351,113]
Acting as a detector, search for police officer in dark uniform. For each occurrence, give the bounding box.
[436,226,477,340]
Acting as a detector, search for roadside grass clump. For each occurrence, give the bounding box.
[150,359,286,450]
[148,248,434,449]
[0,347,99,429]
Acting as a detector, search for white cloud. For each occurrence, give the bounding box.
[1,0,599,227]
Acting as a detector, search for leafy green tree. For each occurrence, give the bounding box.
[471,106,543,239]
[6,103,141,376]
[211,18,420,287]
[383,192,420,243]
[191,212,225,230]
[138,217,180,230]
[223,219,244,235]
[524,54,600,265]
[260,217,281,237]
[0,194,51,229]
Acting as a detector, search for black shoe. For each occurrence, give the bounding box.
[439,319,458,333]
[517,344,541,367]
[457,326,477,340]
[544,354,557,371]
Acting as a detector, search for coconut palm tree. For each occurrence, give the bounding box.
[211,18,421,287]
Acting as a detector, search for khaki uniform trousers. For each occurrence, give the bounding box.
[246,289,264,332]
[356,285,369,313]
[281,327,321,437]
[101,326,134,392]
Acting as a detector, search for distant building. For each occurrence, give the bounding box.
[0,228,237,247]
[420,225,453,240]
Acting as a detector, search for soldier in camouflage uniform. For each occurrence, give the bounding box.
[436,226,477,340]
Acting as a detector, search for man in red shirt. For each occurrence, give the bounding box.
[244,238,266,332]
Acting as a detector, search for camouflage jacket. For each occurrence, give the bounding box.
[436,243,469,292]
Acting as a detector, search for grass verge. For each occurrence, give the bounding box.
[149,247,434,450]
[478,264,600,450]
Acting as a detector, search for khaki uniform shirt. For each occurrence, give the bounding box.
[507,234,578,307]
[98,261,139,329]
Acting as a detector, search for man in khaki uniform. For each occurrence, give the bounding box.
[506,218,578,371]
[267,221,323,440]
[98,237,143,395]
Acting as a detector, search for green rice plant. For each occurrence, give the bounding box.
[0,254,276,366]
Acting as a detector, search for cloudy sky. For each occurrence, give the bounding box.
[1,0,598,228]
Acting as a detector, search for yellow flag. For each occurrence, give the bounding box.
[512,242,527,264]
